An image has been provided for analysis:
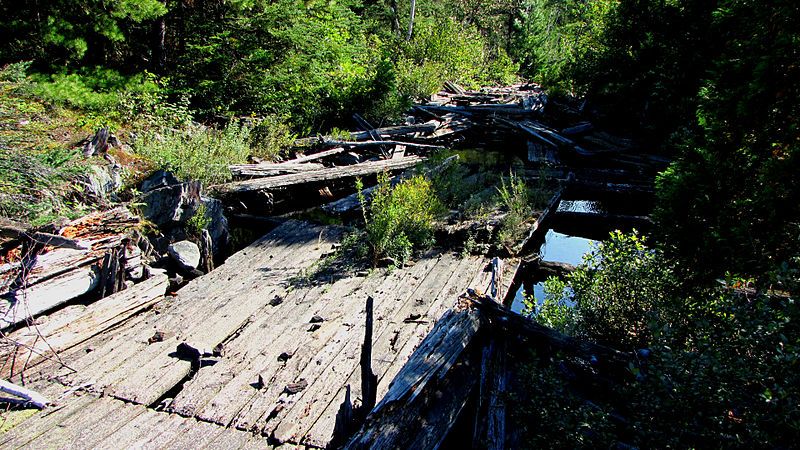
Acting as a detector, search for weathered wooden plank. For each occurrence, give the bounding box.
[168,279,340,420]
[230,162,326,177]
[106,224,343,405]
[228,256,438,433]
[303,255,483,447]
[2,273,168,378]
[294,121,439,146]
[269,254,463,444]
[344,308,481,449]
[210,157,424,195]
[16,221,325,397]
[0,394,98,448]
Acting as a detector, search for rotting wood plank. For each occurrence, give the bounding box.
[294,121,439,147]
[106,224,343,405]
[191,272,383,426]
[302,255,484,447]
[92,403,166,450]
[228,256,439,433]
[344,308,482,449]
[21,395,131,449]
[268,254,463,445]
[70,222,317,390]
[2,273,168,378]
[167,279,339,420]
[230,162,326,177]
[210,156,424,195]
[0,394,98,448]
[15,221,330,400]
[1,266,101,330]
[288,253,489,447]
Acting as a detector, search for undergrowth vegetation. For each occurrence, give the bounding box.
[358,173,443,267]
[132,122,252,186]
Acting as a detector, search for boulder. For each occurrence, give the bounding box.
[201,196,229,254]
[140,181,202,228]
[140,169,180,193]
[168,240,201,271]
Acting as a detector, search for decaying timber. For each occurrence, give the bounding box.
[211,156,424,195]
[0,207,141,330]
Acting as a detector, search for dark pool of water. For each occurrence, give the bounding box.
[510,229,597,314]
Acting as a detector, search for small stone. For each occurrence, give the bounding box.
[284,379,308,394]
[168,240,201,270]
[309,315,324,324]
[278,351,294,362]
[148,331,167,344]
[269,295,284,306]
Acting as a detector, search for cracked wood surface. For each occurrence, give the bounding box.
[3,220,513,448]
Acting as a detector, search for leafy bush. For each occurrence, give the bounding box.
[133,121,251,185]
[529,230,800,447]
[249,115,297,162]
[358,173,443,266]
[496,171,532,247]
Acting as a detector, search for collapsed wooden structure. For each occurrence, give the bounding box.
[1,82,657,448]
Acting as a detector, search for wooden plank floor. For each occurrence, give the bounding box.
[2,220,515,448]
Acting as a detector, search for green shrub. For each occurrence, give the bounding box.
[249,115,297,162]
[496,171,532,247]
[536,230,674,348]
[133,121,251,185]
[358,173,443,266]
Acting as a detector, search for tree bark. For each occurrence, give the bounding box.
[406,0,416,41]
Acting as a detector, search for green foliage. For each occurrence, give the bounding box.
[396,16,517,99]
[538,231,675,348]
[531,230,800,447]
[247,115,297,162]
[510,350,614,448]
[529,277,577,335]
[133,121,251,186]
[511,0,612,92]
[495,171,532,247]
[0,0,166,67]
[358,173,442,266]
[185,203,211,238]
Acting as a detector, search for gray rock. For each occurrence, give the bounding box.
[140,170,180,193]
[168,240,201,270]
[201,196,229,254]
[140,181,202,228]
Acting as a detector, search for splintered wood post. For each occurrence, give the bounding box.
[100,246,125,298]
[200,229,214,273]
[360,295,378,418]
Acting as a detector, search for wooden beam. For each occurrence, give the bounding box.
[211,156,424,195]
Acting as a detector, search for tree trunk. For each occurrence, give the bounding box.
[152,16,166,72]
[406,0,416,41]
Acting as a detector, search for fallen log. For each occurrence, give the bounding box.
[536,260,577,277]
[210,156,424,196]
[229,162,325,177]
